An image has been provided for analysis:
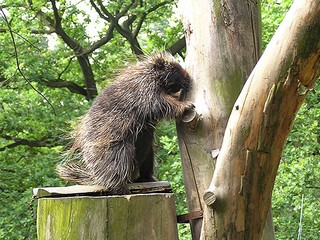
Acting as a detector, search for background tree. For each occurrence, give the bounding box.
[0,0,319,239]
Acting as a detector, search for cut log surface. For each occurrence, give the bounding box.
[35,182,178,240]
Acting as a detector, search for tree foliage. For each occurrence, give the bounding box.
[0,0,318,239]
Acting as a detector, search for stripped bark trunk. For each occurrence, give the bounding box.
[202,0,320,239]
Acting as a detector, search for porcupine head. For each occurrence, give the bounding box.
[57,52,194,194]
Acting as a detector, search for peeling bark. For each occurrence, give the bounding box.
[203,0,320,239]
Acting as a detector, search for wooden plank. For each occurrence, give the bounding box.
[33,181,172,198]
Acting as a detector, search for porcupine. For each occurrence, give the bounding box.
[57,52,194,194]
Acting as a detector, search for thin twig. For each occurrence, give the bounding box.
[57,56,74,79]
[0,6,56,115]
[11,29,41,51]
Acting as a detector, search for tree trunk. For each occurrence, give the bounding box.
[177,0,261,239]
[203,0,320,239]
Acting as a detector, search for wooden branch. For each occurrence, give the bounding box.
[0,3,24,9]
[29,1,81,54]
[116,1,138,19]
[40,78,87,96]
[96,0,117,22]
[89,0,108,21]
[204,0,320,239]
[133,0,172,38]
[0,28,54,34]
[122,15,137,32]
[146,0,172,14]
[0,135,58,151]
[0,7,56,115]
[90,0,172,56]
[93,0,143,55]
[48,0,79,51]
[82,26,115,55]
[57,57,73,79]
[43,0,98,99]
[133,15,146,38]
[86,0,117,54]
[23,1,98,100]
[49,0,61,26]
[0,28,41,51]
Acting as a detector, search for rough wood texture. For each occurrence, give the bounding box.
[205,0,320,239]
[33,181,172,198]
[177,0,261,239]
[37,193,178,240]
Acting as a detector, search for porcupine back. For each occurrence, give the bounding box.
[57,52,193,194]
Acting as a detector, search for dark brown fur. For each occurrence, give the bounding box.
[57,52,193,194]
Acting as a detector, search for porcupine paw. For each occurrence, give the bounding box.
[184,101,195,111]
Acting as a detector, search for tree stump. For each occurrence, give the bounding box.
[34,182,178,240]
